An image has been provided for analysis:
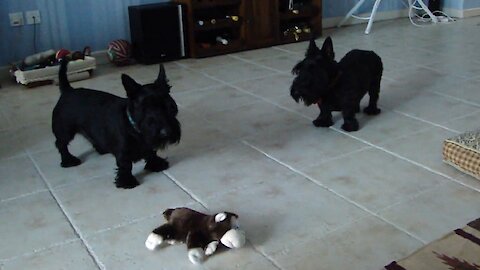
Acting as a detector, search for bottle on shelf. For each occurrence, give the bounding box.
[216,36,229,45]
[225,15,239,21]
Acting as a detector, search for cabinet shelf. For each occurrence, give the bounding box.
[194,17,243,31]
[191,0,241,9]
[279,31,311,44]
[280,6,318,21]
[195,39,243,57]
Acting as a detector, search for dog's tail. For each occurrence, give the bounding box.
[58,58,73,93]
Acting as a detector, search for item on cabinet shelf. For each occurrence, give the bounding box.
[199,42,211,49]
[226,15,239,21]
[198,20,204,25]
[283,24,311,41]
[216,36,229,45]
[280,0,312,12]
[211,18,216,24]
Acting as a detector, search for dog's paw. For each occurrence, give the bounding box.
[313,117,333,127]
[115,174,140,189]
[363,106,381,115]
[145,157,169,172]
[341,120,359,132]
[205,241,219,256]
[61,155,81,167]
[188,248,205,264]
[145,233,163,250]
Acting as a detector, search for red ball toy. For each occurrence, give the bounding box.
[55,49,71,60]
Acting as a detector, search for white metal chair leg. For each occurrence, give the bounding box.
[337,0,367,27]
[365,0,382,34]
[339,0,438,34]
[415,0,438,23]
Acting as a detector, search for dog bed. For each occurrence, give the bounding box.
[443,129,480,180]
[14,56,96,88]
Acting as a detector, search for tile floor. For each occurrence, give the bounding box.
[1,17,480,270]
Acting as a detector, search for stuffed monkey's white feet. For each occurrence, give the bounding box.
[188,248,205,264]
[145,233,163,250]
[205,241,219,256]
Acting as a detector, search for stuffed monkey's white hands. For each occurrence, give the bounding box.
[188,248,205,264]
[205,241,219,256]
[145,233,163,250]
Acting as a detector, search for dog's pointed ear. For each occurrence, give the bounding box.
[122,74,141,98]
[321,36,335,61]
[306,38,321,58]
[155,64,170,89]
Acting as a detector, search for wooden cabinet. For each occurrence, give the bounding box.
[244,0,279,48]
[174,0,322,58]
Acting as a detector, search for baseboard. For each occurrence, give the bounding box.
[462,7,480,18]
[91,50,110,65]
[441,7,480,18]
[322,8,410,29]
[0,65,12,85]
[442,8,464,18]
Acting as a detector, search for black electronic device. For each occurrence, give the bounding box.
[128,3,187,64]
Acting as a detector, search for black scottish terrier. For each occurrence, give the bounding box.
[290,37,383,132]
[52,60,181,189]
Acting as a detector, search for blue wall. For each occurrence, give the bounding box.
[0,0,475,65]
[0,0,167,65]
[464,0,480,9]
[442,0,463,9]
[323,0,405,18]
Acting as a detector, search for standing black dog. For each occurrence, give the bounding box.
[52,60,181,188]
[290,37,383,132]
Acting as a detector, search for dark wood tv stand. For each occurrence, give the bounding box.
[174,0,322,58]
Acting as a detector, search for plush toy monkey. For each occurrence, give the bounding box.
[145,207,246,264]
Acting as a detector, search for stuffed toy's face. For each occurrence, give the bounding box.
[210,213,246,248]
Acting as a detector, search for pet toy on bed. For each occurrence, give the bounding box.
[145,207,246,264]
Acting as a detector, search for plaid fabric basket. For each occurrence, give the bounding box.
[443,129,480,180]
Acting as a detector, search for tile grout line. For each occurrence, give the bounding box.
[229,54,286,74]
[248,241,284,270]
[175,61,283,85]
[377,181,451,214]
[25,151,105,270]
[181,58,480,195]
[0,238,81,264]
[272,46,303,55]
[87,200,201,237]
[162,171,286,270]
[329,126,480,193]
[391,109,461,134]
[0,188,49,204]
[162,170,209,210]
[171,62,303,269]
[177,61,315,122]
[430,90,480,108]
[241,140,428,245]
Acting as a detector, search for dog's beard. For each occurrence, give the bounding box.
[143,118,181,150]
